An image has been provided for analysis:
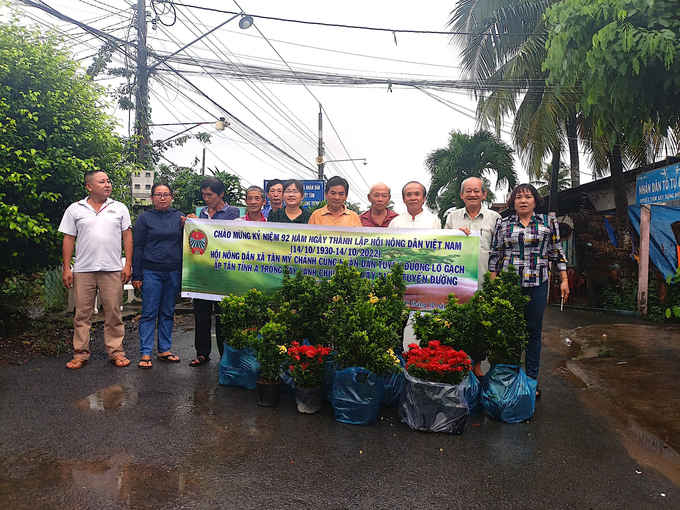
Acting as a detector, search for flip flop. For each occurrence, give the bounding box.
[66,358,88,370]
[139,358,152,369]
[157,353,180,363]
[189,356,210,367]
[111,356,130,368]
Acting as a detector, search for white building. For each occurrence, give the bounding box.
[131,169,154,203]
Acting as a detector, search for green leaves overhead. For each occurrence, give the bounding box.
[0,20,125,278]
[544,0,680,148]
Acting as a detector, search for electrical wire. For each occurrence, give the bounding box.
[152,15,317,170]
[177,3,530,38]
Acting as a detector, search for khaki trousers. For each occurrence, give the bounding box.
[72,271,125,361]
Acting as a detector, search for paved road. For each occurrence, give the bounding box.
[0,309,678,509]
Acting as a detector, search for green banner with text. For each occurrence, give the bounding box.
[182,219,480,311]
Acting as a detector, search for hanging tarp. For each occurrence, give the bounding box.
[629,205,680,278]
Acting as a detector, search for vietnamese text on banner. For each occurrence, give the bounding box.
[182,219,480,311]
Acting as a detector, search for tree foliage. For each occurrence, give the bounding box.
[544,0,680,148]
[530,162,570,196]
[425,130,516,219]
[155,163,245,214]
[0,19,125,278]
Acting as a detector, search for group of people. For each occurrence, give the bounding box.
[59,170,568,396]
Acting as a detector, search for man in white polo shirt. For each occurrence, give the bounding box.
[444,176,500,380]
[59,170,133,369]
[388,181,441,229]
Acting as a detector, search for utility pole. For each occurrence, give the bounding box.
[201,148,206,175]
[317,104,324,180]
[135,0,150,170]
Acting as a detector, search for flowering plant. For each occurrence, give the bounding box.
[323,262,405,374]
[403,341,471,385]
[249,321,288,383]
[287,342,333,389]
[220,289,278,349]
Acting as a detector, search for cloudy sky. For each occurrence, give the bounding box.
[15,0,586,211]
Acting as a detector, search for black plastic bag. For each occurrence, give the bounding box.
[398,370,468,434]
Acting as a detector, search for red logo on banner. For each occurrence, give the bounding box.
[189,229,207,255]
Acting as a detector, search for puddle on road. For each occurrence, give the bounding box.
[75,384,138,412]
[0,454,196,510]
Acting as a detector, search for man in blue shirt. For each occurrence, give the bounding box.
[261,179,284,219]
[185,177,240,366]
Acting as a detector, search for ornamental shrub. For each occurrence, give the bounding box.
[249,321,288,383]
[219,289,278,349]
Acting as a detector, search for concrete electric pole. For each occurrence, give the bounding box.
[135,0,150,170]
[317,105,324,180]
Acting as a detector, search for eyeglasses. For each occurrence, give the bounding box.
[153,193,172,199]
[285,190,301,195]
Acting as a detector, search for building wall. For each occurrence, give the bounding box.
[131,170,155,200]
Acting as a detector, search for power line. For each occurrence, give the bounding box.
[152,15,317,172]
[233,2,368,196]
[177,3,529,37]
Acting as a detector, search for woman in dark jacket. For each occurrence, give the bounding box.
[132,183,185,368]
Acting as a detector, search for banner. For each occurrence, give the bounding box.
[182,219,480,311]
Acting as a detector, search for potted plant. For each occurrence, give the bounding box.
[323,262,403,425]
[399,341,471,434]
[218,289,275,390]
[287,341,332,413]
[249,321,288,407]
[475,270,537,423]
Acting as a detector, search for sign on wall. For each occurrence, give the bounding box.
[264,179,325,209]
[636,163,680,205]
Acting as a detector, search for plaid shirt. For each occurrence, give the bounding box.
[489,212,567,287]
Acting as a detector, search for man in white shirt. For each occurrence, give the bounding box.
[59,170,133,370]
[388,181,441,229]
[444,176,500,379]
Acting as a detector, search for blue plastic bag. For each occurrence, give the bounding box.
[280,364,295,395]
[331,367,385,425]
[480,364,537,423]
[398,370,468,434]
[218,345,260,390]
[382,353,405,407]
[382,369,404,407]
[462,372,484,414]
[323,358,337,402]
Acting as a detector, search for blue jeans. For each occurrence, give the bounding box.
[139,269,182,356]
[522,281,549,380]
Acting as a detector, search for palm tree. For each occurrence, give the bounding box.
[530,163,570,197]
[449,0,582,192]
[425,130,516,220]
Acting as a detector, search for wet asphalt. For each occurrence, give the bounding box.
[0,308,678,509]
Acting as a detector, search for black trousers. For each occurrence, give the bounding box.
[193,299,224,360]
[470,349,485,366]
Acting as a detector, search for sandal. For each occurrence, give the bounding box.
[139,358,152,369]
[157,353,180,363]
[189,356,210,367]
[111,356,130,368]
[66,358,88,370]
[536,387,542,399]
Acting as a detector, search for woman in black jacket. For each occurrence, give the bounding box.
[132,183,185,368]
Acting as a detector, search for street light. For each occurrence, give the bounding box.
[314,157,367,180]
